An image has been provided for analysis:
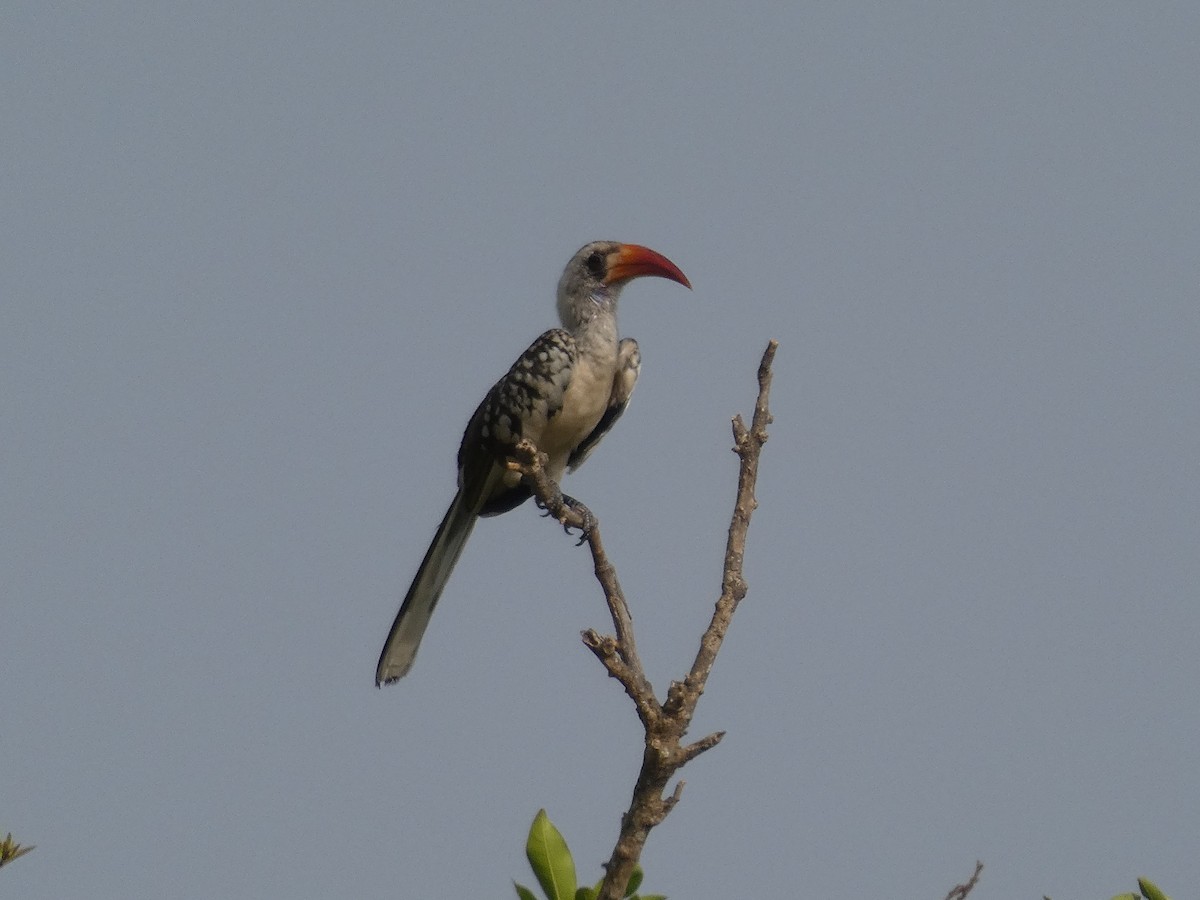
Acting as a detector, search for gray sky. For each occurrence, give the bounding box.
[4,4,1198,898]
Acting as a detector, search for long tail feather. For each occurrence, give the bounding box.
[375,488,480,685]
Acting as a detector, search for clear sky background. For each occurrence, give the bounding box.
[4,4,1197,899]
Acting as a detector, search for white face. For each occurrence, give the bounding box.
[557,241,623,330]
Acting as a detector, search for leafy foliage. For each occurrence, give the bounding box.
[0,832,34,869]
[1057,876,1173,900]
[1135,877,1170,900]
[513,810,665,900]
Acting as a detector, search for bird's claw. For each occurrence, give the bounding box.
[534,488,594,545]
[536,494,566,521]
[560,494,596,545]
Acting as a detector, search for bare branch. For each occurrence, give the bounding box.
[669,340,775,721]
[679,731,725,763]
[509,442,659,725]
[943,861,984,900]
[513,341,777,900]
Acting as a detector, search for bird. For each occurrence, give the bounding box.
[375,241,691,685]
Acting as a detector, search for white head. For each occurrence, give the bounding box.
[556,241,690,331]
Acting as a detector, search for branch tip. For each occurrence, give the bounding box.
[942,861,984,900]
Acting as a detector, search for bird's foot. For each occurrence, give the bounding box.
[528,478,594,545]
[533,482,567,518]
[560,494,596,545]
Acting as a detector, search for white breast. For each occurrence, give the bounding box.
[536,351,615,479]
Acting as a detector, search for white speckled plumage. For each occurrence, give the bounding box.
[376,241,689,685]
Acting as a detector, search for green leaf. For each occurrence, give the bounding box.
[575,887,597,900]
[624,865,644,896]
[1138,878,1170,900]
[514,881,539,900]
[1110,894,1139,900]
[637,895,668,900]
[525,809,577,900]
[0,833,35,868]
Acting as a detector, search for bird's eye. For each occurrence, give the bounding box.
[585,252,605,278]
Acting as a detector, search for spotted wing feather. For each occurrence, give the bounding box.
[461,328,578,515]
